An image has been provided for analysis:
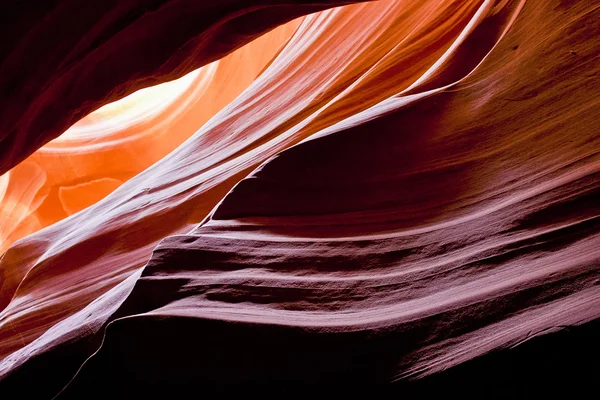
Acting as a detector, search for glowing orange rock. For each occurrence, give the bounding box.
[1,0,600,397]
[0,20,301,254]
[0,0,362,175]
[0,0,523,364]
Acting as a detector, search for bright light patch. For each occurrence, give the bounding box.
[60,68,203,140]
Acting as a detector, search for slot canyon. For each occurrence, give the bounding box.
[1,0,599,397]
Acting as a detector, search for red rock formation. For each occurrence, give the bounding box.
[0,18,301,255]
[1,0,600,397]
[0,0,366,175]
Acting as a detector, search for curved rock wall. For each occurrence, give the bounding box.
[1,0,599,397]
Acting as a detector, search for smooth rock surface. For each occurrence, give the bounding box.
[1,0,599,398]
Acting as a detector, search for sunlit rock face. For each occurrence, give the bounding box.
[0,0,362,175]
[1,0,600,397]
[0,19,300,255]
